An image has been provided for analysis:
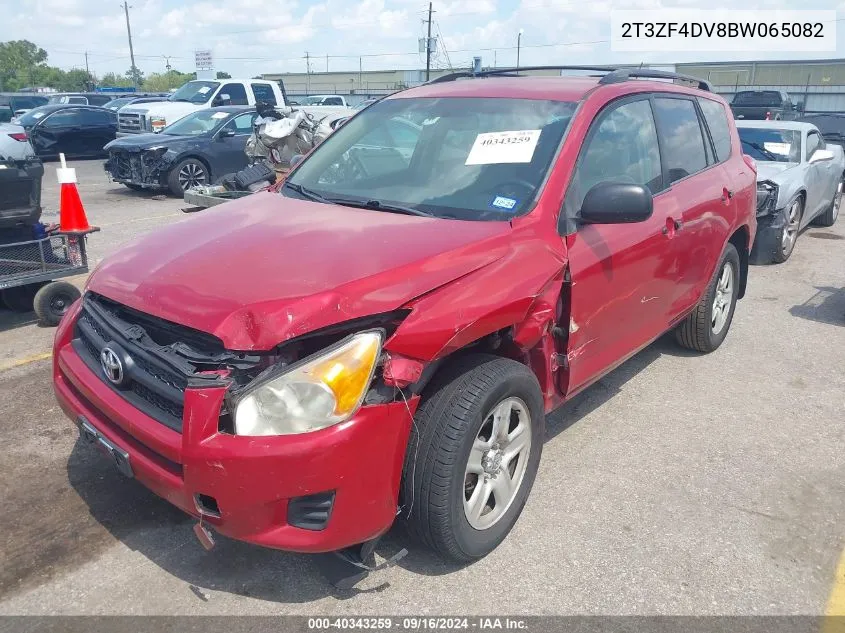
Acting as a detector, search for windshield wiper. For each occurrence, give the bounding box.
[284,182,433,217]
[284,181,332,204]
[741,139,781,161]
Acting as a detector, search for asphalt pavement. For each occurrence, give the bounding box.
[0,159,843,615]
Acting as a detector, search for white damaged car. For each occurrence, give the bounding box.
[738,120,844,263]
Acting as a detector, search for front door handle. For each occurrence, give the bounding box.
[721,188,734,202]
[673,219,683,230]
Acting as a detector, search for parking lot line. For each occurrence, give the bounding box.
[824,545,845,633]
[0,351,52,372]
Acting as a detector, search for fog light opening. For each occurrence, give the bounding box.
[194,493,221,518]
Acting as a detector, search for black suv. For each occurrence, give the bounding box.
[0,93,49,123]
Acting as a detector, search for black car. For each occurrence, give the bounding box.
[0,93,49,123]
[103,95,170,111]
[103,106,258,195]
[47,92,117,107]
[17,105,117,159]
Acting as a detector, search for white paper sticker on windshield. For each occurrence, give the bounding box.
[32,112,44,119]
[198,86,211,94]
[211,112,229,119]
[763,142,790,155]
[465,130,542,165]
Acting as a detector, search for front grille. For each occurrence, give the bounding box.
[118,112,143,134]
[108,149,141,181]
[73,294,204,432]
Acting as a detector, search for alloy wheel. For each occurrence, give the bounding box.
[781,200,801,257]
[463,397,532,530]
[711,261,734,335]
[178,162,207,190]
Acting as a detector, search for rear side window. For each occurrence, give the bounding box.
[67,96,87,104]
[251,83,276,105]
[653,98,707,183]
[698,98,732,162]
[219,84,249,106]
[565,98,663,214]
[78,109,113,125]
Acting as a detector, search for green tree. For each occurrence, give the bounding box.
[142,70,194,92]
[0,40,48,90]
[99,72,133,89]
[125,66,144,86]
[215,71,231,79]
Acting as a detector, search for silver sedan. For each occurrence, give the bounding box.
[737,120,844,263]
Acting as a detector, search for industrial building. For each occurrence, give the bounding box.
[264,58,845,112]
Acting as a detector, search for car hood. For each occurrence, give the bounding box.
[124,101,203,122]
[755,161,800,182]
[87,192,512,351]
[104,133,199,150]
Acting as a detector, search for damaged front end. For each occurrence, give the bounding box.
[104,146,174,188]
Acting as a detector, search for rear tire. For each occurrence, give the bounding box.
[1,283,44,313]
[675,243,740,353]
[814,176,842,227]
[401,354,544,563]
[33,281,80,326]
[168,158,209,196]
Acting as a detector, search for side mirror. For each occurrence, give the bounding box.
[218,128,235,139]
[290,154,305,168]
[579,182,653,224]
[809,148,834,164]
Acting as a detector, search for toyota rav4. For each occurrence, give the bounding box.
[53,67,757,564]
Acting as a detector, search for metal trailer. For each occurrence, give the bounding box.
[0,232,92,326]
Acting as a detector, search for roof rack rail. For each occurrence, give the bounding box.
[426,65,711,92]
[426,65,617,84]
[598,68,711,91]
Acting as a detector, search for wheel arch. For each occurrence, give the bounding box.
[728,225,750,299]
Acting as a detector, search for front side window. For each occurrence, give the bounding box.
[653,97,708,183]
[218,84,249,106]
[806,131,822,161]
[222,112,256,135]
[698,97,732,162]
[285,97,576,221]
[565,98,662,217]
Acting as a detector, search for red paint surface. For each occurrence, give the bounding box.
[54,78,756,552]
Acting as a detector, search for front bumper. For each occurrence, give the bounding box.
[52,303,418,553]
[749,206,787,264]
[104,151,170,188]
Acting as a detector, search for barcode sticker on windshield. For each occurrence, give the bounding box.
[763,142,790,155]
[465,130,542,165]
[198,86,211,94]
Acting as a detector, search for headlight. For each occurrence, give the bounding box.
[234,331,382,436]
[150,116,167,132]
[756,181,778,217]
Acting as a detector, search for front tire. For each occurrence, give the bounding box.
[675,243,740,353]
[401,355,544,563]
[168,158,208,196]
[773,197,803,263]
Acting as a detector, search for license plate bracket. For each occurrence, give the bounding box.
[78,417,134,478]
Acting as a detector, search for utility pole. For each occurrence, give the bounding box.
[163,56,172,71]
[84,51,91,90]
[326,54,329,73]
[359,56,362,92]
[517,29,523,70]
[305,51,311,95]
[425,2,433,81]
[122,1,138,87]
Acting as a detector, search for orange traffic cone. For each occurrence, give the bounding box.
[57,153,93,233]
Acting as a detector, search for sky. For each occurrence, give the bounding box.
[1,0,844,79]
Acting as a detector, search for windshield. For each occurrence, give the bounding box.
[169,81,219,104]
[17,106,52,127]
[284,97,576,221]
[738,127,801,162]
[733,91,782,107]
[161,109,231,135]
[302,96,328,105]
[104,97,132,110]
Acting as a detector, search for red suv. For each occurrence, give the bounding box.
[53,67,756,564]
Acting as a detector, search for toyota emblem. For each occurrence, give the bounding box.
[100,347,125,386]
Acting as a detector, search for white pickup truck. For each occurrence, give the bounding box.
[117,79,353,136]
